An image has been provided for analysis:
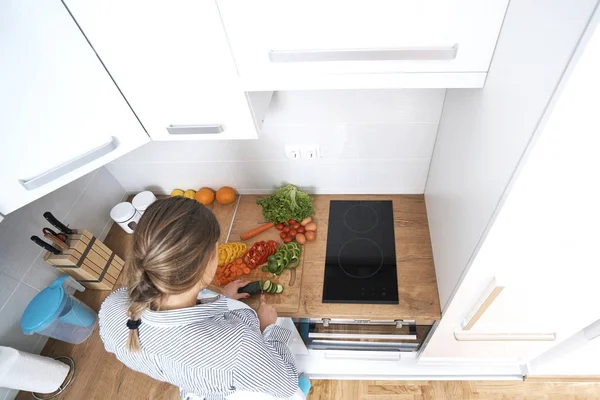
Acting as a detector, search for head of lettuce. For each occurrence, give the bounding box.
[256,184,315,224]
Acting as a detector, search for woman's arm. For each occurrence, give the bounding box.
[234,323,299,398]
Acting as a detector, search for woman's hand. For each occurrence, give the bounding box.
[221,280,251,300]
[257,294,278,332]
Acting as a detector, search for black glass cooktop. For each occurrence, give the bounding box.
[323,200,399,304]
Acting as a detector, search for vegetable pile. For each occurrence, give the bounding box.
[217,242,248,267]
[276,217,317,244]
[242,240,279,270]
[256,184,314,224]
[262,242,302,275]
[214,258,251,286]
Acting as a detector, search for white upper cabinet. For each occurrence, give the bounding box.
[217,0,510,90]
[0,0,148,216]
[63,0,261,141]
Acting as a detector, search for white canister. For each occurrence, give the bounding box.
[110,202,141,234]
[132,191,157,215]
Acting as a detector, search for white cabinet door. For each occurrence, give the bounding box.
[0,0,148,216]
[63,0,258,141]
[218,0,509,90]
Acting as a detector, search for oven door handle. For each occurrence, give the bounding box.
[308,332,417,340]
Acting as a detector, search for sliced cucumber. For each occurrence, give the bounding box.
[269,282,277,293]
[275,284,284,294]
[262,280,271,292]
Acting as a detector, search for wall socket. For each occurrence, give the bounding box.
[285,145,320,160]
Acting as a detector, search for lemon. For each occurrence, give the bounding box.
[184,189,196,199]
[170,188,185,197]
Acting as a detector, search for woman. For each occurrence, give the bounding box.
[99,197,299,400]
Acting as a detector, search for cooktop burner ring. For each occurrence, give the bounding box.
[343,204,379,233]
[337,238,384,279]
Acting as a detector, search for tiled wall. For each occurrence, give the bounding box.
[107,89,445,194]
[0,168,125,400]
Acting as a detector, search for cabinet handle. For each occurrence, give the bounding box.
[324,351,401,361]
[308,332,417,340]
[166,124,224,135]
[461,278,504,330]
[19,137,117,191]
[454,331,556,342]
[269,44,458,63]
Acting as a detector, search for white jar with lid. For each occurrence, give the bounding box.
[110,202,141,234]
[132,191,157,215]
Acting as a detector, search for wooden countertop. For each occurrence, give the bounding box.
[75,194,441,323]
[263,194,441,323]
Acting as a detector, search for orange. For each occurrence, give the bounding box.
[194,187,215,205]
[216,186,237,205]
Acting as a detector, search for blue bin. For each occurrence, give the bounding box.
[21,275,97,344]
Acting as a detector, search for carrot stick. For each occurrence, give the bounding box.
[240,222,275,240]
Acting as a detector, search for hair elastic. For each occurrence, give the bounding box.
[126,319,142,330]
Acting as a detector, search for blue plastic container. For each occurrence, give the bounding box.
[21,275,97,344]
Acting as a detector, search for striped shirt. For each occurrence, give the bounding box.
[99,289,298,400]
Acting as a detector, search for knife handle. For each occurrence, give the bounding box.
[43,232,70,251]
[43,212,73,235]
[30,236,61,255]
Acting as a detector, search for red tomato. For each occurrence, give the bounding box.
[297,226,306,234]
[292,223,300,229]
[275,223,284,231]
[289,229,297,237]
[279,232,287,239]
[283,226,290,233]
[283,236,293,243]
[288,219,297,225]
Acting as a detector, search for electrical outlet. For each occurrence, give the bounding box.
[284,145,301,160]
[301,146,320,160]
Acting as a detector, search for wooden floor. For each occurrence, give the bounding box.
[310,380,600,400]
[17,374,600,399]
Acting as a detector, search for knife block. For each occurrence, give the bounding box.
[43,230,124,290]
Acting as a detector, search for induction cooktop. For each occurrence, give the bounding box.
[323,200,399,304]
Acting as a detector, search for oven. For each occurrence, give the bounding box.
[294,318,432,353]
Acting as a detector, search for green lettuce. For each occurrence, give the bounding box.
[256,184,314,223]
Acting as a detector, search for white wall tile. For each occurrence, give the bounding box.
[230,160,359,193]
[107,162,237,193]
[32,335,49,355]
[0,387,18,400]
[352,90,445,124]
[0,273,19,312]
[357,159,431,194]
[22,259,62,291]
[0,283,41,352]
[265,89,445,125]
[65,168,126,237]
[350,123,438,159]
[111,140,232,164]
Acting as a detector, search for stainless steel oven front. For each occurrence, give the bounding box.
[294,318,432,352]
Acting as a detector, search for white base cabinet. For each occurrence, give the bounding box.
[0,0,148,216]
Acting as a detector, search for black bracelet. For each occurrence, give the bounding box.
[126,319,142,330]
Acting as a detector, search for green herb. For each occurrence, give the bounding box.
[256,184,314,224]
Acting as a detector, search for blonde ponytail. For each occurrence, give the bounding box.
[124,197,220,352]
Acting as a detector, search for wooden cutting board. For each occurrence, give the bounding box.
[227,195,304,314]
